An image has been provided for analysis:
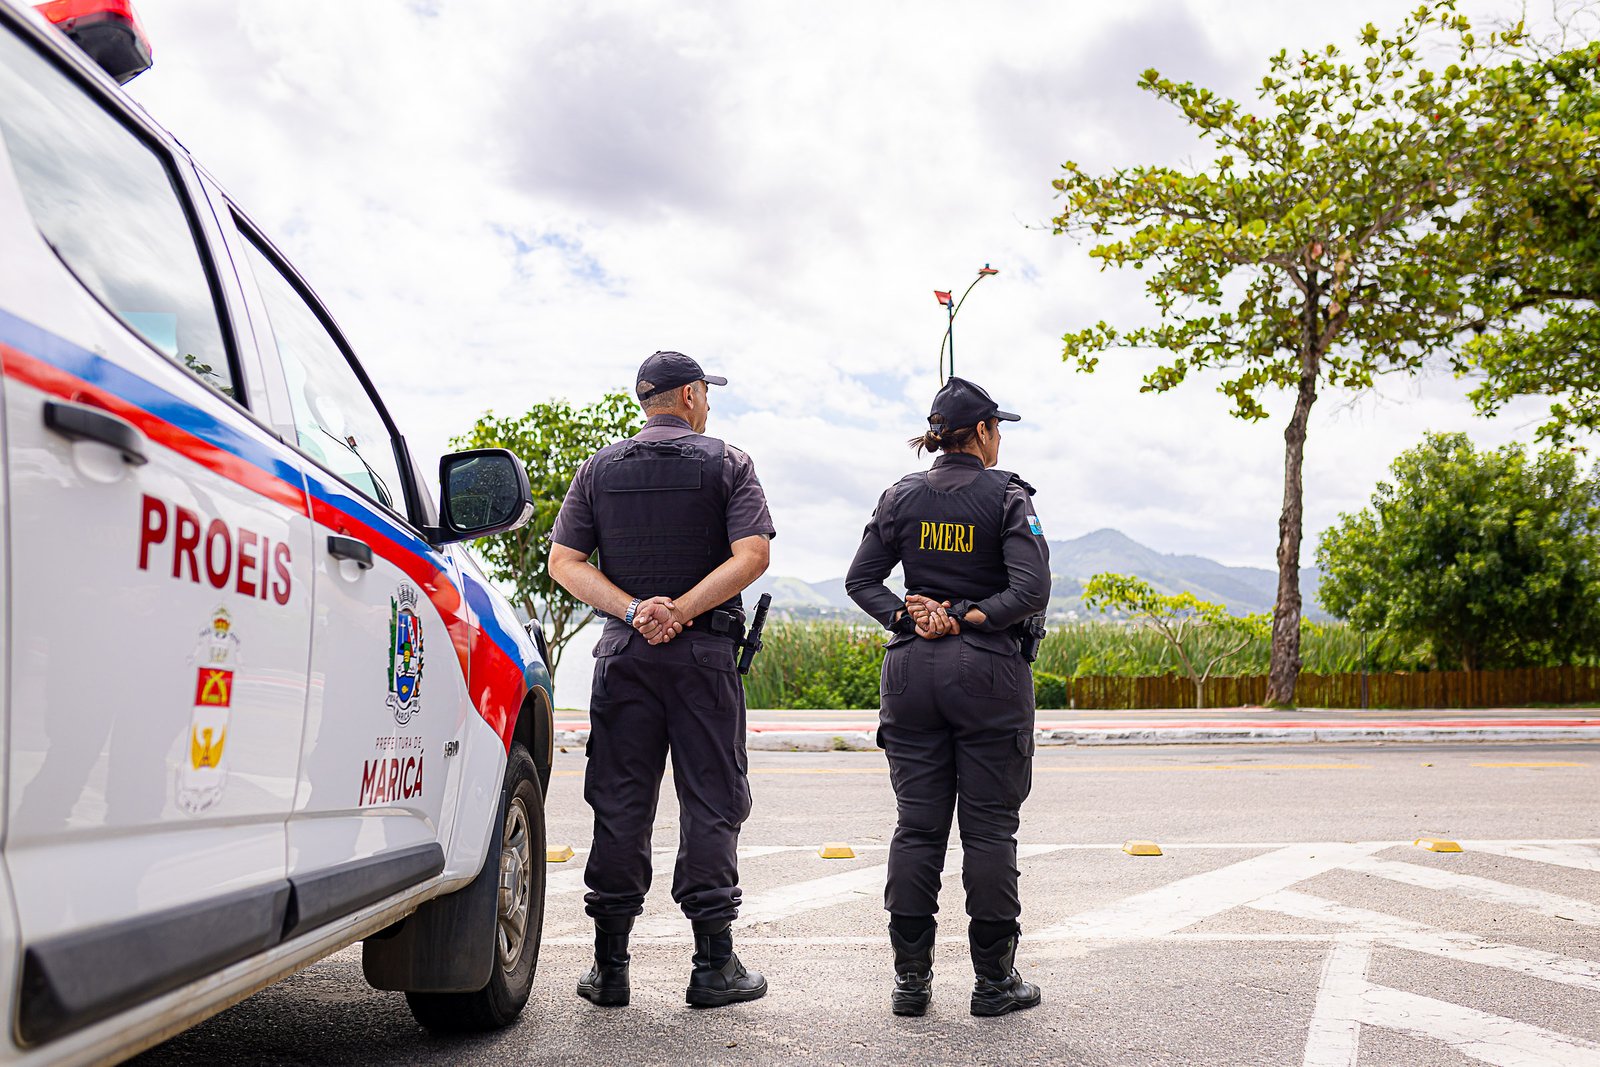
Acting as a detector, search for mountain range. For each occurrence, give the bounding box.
[752,527,1327,622]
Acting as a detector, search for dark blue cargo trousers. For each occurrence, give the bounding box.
[877,631,1036,924]
[583,624,752,925]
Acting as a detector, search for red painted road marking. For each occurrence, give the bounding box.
[555,719,1600,732]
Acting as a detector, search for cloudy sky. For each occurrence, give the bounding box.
[125,0,1585,584]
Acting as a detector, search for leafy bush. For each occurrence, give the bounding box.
[1318,433,1600,671]
[1033,671,1069,709]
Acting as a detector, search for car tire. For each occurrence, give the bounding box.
[406,742,545,1031]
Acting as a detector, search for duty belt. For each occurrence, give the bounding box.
[697,607,746,641]
[691,597,772,675]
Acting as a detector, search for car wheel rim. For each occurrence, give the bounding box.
[497,795,531,971]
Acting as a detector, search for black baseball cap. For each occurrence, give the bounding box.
[929,376,1021,430]
[636,350,727,400]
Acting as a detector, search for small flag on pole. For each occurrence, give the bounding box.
[934,290,953,306]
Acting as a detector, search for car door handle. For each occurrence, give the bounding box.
[327,535,373,570]
[43,399,148,465]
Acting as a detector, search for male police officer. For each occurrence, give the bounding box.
[548,351,775,1009]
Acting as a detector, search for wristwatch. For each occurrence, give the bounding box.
[623,598,642,625]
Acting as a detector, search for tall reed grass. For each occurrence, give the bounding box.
[743,622,885,710]
[1032,621,1431,678]
[743,619,1431,710]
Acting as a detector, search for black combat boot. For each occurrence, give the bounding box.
[576,916,634,1006]
[888,919,936,1016]
[686,920,768,1007]
[968,925,1042,1017]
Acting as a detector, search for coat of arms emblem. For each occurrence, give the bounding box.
[178,607,242,815]
[387,583,425,724]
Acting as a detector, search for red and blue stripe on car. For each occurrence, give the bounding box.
[0,305,548,750]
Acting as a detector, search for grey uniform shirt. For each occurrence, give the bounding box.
[551,413,777,555]
[846,453,1050,633]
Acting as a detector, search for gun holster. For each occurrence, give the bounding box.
[1017,615,1047,663]
[705,608,747,642]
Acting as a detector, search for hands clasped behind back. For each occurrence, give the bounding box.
[905,593,961,640]
[633,595,688,645]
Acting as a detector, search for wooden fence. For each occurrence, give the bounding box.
[1056,665,1600,710]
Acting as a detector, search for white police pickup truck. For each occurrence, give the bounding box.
[0,2,556,1061]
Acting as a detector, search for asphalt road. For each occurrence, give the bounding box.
[133,742,1600,1066]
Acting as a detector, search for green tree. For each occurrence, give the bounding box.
[1461,42,1600,442]
[1316,432,1600,671]
[1050,2,1533,705]
[454,394,642,675]
[1082,573,1269,709]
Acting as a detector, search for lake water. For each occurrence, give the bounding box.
[548,619,601,711]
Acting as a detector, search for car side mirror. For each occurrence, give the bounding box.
[432,448,535,545]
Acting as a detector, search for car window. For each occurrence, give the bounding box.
[238,232,404,514]
[0,27,235,398]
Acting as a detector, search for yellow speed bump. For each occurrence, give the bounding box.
[1415,837,1462,853]
[818,842,856,859]
[1122,840,1163,856]
[546,844,575,863]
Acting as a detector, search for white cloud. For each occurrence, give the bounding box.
[125,0,1589,586]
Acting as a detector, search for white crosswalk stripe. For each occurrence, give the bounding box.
[1249,890,1600,992]
[546,845,797,899]
[1468,840,1600,873]
[620,843,1076,939]
[1303,934,1600,1067]
[1303,936,1366,1067]
[631,862,886,939]
[1345,854,1600,924]
[1034,842,1387,940]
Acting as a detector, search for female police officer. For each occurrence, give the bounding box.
[844,376,1051,1018]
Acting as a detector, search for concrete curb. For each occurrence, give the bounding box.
[553,725,1600,752]
[1035,726,1600,747]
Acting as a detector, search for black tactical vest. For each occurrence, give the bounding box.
[591,433,742,613]
[892,467,1016,603]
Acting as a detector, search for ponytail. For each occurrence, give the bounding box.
[908,415,992,456]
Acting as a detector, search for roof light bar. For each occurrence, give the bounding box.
[34,0,153,84]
